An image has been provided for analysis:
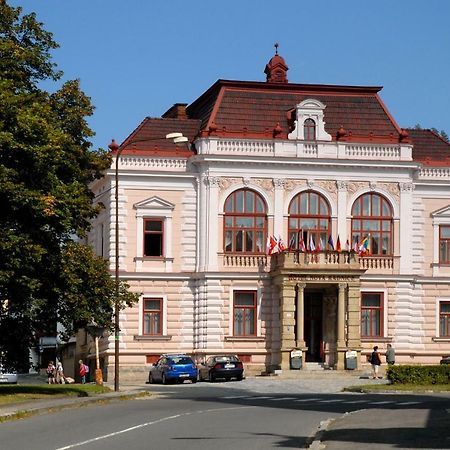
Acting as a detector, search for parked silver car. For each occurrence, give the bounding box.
[0,365,18,384]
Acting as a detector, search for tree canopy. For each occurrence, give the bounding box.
[0,1,137,371]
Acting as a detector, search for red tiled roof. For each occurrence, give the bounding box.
[118,117,200,157]
[407,128,450,166]
[187,80,401,142]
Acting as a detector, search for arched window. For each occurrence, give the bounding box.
[351,193,393,255]
[304,118,316,141]
[288,191,330,250]
[224,189,267,253]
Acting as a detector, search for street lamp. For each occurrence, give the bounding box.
[108,132,189,392]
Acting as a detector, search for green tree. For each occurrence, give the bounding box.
[0,1,137,370]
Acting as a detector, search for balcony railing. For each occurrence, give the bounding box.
[220,251,396,273]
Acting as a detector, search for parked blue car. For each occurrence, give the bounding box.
[148,354,198,384]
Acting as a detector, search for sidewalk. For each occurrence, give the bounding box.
[0,374,148,421]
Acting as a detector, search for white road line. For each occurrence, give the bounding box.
[294,398,319,402]
[268,397,297,401]
[55,406,254,449]
[345,400,366,404]
[369,401,395,405]
[318,399,342,403]
[252,396,273,399]
[222,395,249,399]
[396,401,421,406]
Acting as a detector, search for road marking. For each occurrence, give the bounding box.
[318,399,342,403]
[268,397,297,401]
[369,401,395,405]
[222,395,249,399]
[252,396,273,399]
[396,401,421,406]
[345,400,366,404]
[55,406,254,449]
[294,398,319,402]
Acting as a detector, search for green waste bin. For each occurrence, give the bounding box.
[345,350,358,370]
[290,350,302,370]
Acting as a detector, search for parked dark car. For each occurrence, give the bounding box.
[198,355,244,382]
[148,354,197,384]
[440,356,450,365]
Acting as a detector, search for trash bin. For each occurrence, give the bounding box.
[345,350,358,370]
[290,350,302,370]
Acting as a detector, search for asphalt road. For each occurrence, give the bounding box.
[1,378,450,449]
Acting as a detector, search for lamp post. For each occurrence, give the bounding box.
[108,132,189,392]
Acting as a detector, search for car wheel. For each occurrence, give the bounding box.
[236,375,243,381]
[148,373,154,384]
[191,378,197,384]
[209,372,215,382]
[162,373,168,385]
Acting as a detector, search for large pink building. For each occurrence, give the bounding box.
[85,51,450,381]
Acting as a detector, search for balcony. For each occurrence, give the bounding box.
[219,251,397,274]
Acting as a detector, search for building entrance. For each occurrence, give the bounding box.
[304,292,323,362]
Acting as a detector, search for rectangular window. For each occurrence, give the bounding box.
[440,301,450,337]
[143,298,162,335]
[361,292,383,337]
[144,218,164,257]
[439,225,450,264]
[233,291,257,336]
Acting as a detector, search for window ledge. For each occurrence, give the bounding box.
[431,337,450,342]
[224,336,265,342]
[361,337,392,343]
[133,335,172,341]
[134,257,174,262]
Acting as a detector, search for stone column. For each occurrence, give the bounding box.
[347,282,362,353]
[336,283,347,370]
[279,282,296,371]
[205,176,220,271]
[399,182,414,273]
[273,179,285,239]
[336,181,348,242]
[295,283,306,349]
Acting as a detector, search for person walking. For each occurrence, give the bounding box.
[55,361,65,384]
[47,361,56,384]
[370,346,382,379]
[385,343,396,365]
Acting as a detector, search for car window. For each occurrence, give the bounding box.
[170,357,193,364]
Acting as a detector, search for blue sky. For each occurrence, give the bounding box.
[11,0,450,150]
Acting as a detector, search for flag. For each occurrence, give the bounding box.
[318,237,325,252]
[336,235,341,252]
[288,234,296,250]
[345,238,350,252]
[328,235,335,251]
[299,237,306,252]
[266,235,279,255]
[358,236,370,256]
[309,235,316,252]
[278,235,286,252]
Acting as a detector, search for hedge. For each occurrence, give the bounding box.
[387,365,450,385]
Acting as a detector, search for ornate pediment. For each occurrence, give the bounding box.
[431,204,450,218]
[133,196,175,211]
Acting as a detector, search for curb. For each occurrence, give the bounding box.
[0,390,150,423]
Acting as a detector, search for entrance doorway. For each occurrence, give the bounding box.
[304,292,323,362]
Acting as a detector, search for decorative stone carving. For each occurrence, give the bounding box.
[369,181,377,191]
[242,177,251,186]
[253,178,274,191]
[273,178,286,189]
[398,182,414,192]
[347,182,366,196]
[336,180,348,191]
[307,179,315,189]
[205,176,220,187]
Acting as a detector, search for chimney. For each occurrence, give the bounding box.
[162,103,188,119]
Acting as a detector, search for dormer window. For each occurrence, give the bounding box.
[304,119,316,141]
[288,99,332,141]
